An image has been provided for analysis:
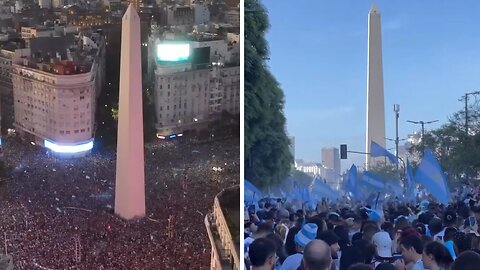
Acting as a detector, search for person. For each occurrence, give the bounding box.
[375,263,395,270]
[371,231,394,268]
[301,240,333,270]
[451,250,480,270]
[317,231,341,259]
[280,223,318,270]
[248,238,277,270]
[463,216,480,236]
[434,210,457,243]
[394,235,425,270]
[347,264,372,270]
[422,241,453,270]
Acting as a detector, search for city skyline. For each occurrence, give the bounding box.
[263,0,480,171]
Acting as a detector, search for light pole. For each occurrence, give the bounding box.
[394,104,400,173]
[460,91,480,135]
[407,119,439,154]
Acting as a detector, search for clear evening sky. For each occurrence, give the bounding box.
[262,0,480,171]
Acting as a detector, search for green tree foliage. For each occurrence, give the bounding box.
[408,103,480,185]
[245,0,293,188]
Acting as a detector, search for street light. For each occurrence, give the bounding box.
[392,104,400,173]
[406,120,439,139]
[407,119,439,155]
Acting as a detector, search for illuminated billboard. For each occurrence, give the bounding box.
[157,44,190,62]
[45,140,94,153]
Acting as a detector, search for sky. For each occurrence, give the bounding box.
[262,0,480,172]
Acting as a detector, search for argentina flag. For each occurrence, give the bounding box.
[414,148,450,205]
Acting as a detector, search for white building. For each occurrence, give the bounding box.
[225,9,239,27]
[149,36,239,137]
[193,3,209,25]
[39,0,52,9]
[11,33,105,156]
[321,147,341,184]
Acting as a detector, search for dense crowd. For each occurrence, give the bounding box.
[0,136,239,269]
[245,187,480,270]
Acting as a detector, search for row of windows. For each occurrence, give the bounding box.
[59,128,90,135]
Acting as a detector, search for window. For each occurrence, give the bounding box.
[168,92,170,97]
[160,85,162,89]
[60,130,64,134]
[80,96,85,100]
[167,106,169,110]
[159,114,162,119]
[160,106,162,111]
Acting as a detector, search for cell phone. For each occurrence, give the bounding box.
[393,254,403,261]
[469,216,476,227]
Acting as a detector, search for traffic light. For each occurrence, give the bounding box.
[340,144,347,159]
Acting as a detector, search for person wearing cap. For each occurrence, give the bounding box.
[279,223,318,270]
[317,231,340,270]
[371,231,395,268]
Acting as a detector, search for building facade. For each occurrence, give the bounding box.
[150,37,240,137]
[11,33,105,156]
[321,147,341,184]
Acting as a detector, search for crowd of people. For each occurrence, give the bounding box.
[245,188,480,270]
[0,136,239,269]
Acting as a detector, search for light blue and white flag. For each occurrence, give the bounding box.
[414,148,450,205]
[371,140,398,164]
[362,171,386,190]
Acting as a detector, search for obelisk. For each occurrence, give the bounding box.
[115,4,145,219]
[365,4,386,170]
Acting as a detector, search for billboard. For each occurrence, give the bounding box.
[156,43,190,62]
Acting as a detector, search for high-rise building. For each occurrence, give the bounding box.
[148,35,240,137]
[115,4,146,220]
[11,33,105,156]
[321,147,340,184]
[365,4,386,169]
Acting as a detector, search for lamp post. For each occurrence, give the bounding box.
[407,119,439,154]
[394,104,400,173]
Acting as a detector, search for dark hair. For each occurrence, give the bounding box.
[248,238,276,267]
[334,225,350,250]
[348,263,373,270]
[444,227,457,242]
[400,235,423,254]
[428,218,443,236]
[424,241,453,266]
[340,246,365,270]
[375,263,396,270]
[453,232,470,254]
[352,239,376,264]
[257,222,274,234]
[266,233,288,264]
[452,251,480,270]
[285,226,301,255]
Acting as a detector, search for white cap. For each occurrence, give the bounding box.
[372,231,392,258]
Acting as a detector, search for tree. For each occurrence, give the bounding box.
[244,0,293,188]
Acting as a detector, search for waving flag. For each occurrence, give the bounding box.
[362,171,385,190]
[405,160,416,201]
[371,140,398,164]
[244,179,262,204]
[414,148,450,205]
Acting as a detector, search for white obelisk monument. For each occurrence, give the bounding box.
[115,4,146,219]
[365,4,386,170]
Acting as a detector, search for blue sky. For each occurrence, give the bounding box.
[262,0,480,171]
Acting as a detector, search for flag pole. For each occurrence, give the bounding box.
[374,192,380,210]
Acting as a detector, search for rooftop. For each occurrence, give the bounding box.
[217,185,240,256]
